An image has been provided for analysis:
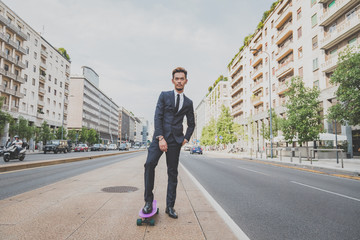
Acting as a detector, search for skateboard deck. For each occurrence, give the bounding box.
[137,200,159,226]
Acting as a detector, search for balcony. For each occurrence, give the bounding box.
[277,79,291,95]
[230,62,243,79]
[252,53,263,67]
[321,12,360,50]
[275,1,293,28]
[65,67,70,76]
[319,0,359,26]
[2,104,9,111]
[232,104,244,116]
[252,65,263,79]
[276,21,293,45]
[64,88,69,95]
[231,79,243,93]
[11,106,19,112]
[322,53,339,73]
[254,105,264,115]
[252,80,263,93]
[231,94,244,107]
[276,39,293,61]
[38,87,46,95]
[276,59,294,78]
[231,70,243,84]
[64,98,69,105]
[40,61,47,70]
[38,99,45,106]
[36,112,44,119]
[39,74,46,83]
[251,95,263,106]
[15,75,25,84]
[41,49,48,58]
[0,14,28,40]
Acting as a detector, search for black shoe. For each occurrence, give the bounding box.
[142,202,153,214]
[165,207,178,219]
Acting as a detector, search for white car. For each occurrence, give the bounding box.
[107,144,118,150]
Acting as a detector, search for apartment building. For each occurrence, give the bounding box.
[207,80,231,123]
[0,1,70,145]
[119,106,130,143]
[68,66,118,144]
[194,97,207,142]
[228,0,359,156]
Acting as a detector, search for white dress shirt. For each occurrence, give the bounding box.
[174,90,184,112]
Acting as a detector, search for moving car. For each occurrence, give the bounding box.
[119,143,129,151]
[183,145,192,151]
[91,144,104,151]
[74,144,89,152]
[190,146,203,154]
[43,140,68,154]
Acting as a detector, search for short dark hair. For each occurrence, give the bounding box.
[172,67,187,79]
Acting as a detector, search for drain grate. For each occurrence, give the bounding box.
[101,186,139,193]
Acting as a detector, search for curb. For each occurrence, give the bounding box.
[0,150,145,173]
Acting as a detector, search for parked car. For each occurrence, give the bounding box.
[74,144,89,152]
[183,145,192,151]
[190,146,203,155]
[91,144,104,151]
[107,144,118,150]
[43,140,68,154]
[119,143,129,151]
[67,140,73,153]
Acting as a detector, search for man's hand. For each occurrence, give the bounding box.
[159,138,168,152]
[182,139,188,146]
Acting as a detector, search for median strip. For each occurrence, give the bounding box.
[0,150,145,173]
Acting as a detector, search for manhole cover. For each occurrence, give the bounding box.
[101,186,139,193]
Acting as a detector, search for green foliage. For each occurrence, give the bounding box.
[67,129,78,142]
[200,118,216,146]
[281,77,323,144]
[260,109,281,140]
[327,46,360,126]
[216,105,237,144]
[55,126,67,140]
[233,123,247,142]
[0,97,13,136]
[79,127,89,143]
[39,121,54,144]
[208,75,228,93]
[57,47,70,61]
[8,117,34,141]
[87,129,99,145]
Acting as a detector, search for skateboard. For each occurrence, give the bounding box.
[137,200,159,226]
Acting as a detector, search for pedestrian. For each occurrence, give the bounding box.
[142,67,195,219]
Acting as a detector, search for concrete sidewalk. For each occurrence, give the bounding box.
[0,153,240,240]
[206,151,360,177]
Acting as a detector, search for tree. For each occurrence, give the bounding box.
[8,117,34,141]
[200,118,216,146]
[281,77,323,160]
[55,126,67,140]
[327,46,360,126]
[0,97,13,137]
[260,109,281,141]
[216,105,237,144]
[78,127,88,143]
[67,129,78,142]
[39,121,54,144]
[57,47,70,61]
[87,129,98,145]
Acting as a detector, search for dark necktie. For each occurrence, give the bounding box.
[174,94,180,113]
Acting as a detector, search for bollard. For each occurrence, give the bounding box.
[311,150,313,165]
[341,150,344,168]
[256,151,258,159]
[290,151,293,163]
[261,151,263,159]
[280,149,282,161]
[299,151,302,163]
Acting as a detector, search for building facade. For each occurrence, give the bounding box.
[228,0,359,155]
[0,1,70,146]
[68,66,118,144]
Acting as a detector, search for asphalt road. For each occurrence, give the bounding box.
[0,149,136,165]
[0,151,144,201]
[180,151,360,240]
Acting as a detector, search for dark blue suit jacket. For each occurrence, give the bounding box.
[153,90,195,144]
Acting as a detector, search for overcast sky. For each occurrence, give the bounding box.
[6,0,273,124]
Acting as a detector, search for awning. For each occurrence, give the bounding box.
[319,133,347,141]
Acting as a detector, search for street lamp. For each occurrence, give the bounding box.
[250,48,273,158]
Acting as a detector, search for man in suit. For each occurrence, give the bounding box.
[143,67,195,219]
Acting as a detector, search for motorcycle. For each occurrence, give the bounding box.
[3,142,27,162]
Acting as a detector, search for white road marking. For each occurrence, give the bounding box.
[237,166,269,176]
[291,181,360,202]
[216,160,225,164]
[181,163,250,240]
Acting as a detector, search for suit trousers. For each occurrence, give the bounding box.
[144,134,182,207]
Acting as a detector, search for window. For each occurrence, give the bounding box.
[266,87,269,95]
[272,51,275,60]
[328,0,335,8]
[53,100,56,107]
[23,88,27,96]
[25,60,28,68]
[54,89,57,96]
[299,67,303,77]
[311,14,317,27]
[272,83,275,92]
[265,42,268,51]
[271,36,274,44]
[24,74,28,82]
[348,37,357,46]
[271,20,274,28]
[35,39,38,46]
[265,28,267,36]
[55,78,57,85]
[4,64,9,71]
[312,35,318,49]
[297,27,302,39]
[297,8,302,20]
[329,23,336,33]
[49,75,51,81]
[48,86,51,93]
[314,80,320,89]
[60,82,63,88]
[33,65,36,72]
[26,47,29,54]
[298,47,303,58]
[313,58,319,71]
[34,52,37,59]
[32,78,35,86]
[272,67,275,76]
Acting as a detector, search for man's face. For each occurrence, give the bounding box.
[172,72,188,92]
